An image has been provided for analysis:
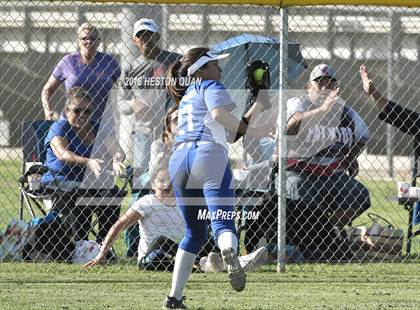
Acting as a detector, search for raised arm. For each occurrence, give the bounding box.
[211,105,273,139]
[41,75,61,120]
[220,90,275,142]
[243,90,269,121]
[359,64,388,110]
[360,64,420,136]
[287,88,339,135]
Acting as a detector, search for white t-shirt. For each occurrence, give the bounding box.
[286,95,369,173]
[130,194,185,262]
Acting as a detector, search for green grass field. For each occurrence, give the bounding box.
[1,159,420,309]
[1,262,419,309]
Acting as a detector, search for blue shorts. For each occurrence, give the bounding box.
[168,141,237,254]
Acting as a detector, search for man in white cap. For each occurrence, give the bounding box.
[119,18,180,257]
[285,64,371,260]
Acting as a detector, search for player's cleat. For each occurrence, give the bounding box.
[162,295,187,309]
[221,247,246,292]
[241,247,268,272]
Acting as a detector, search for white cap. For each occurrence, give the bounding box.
[310,64,337,81]
[133,18,159,37]
[187,51,230,76]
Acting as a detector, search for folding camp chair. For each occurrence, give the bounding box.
[19,120,54,219]
[397,138,420,255]
[18,120,132,243]
[238,160,352,261]
[233,158,275,255]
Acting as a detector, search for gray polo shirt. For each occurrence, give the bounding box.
[119,50,180,138]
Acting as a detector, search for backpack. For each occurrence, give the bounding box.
[0,219,31,261]
[23,212,75,262]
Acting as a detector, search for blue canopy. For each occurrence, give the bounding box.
[212,33,307,89]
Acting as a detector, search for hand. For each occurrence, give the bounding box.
[319,88,340,113]
[45,111,59,120]
[87,158,105,177]
[271,141,280,162]
[149,152,165,170]
[112,153,126,177]
[359,64,376,95]
[347,159,359,177]
[83,252,107,269]
[156,152,165,161]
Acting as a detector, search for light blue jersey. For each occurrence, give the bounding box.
[175,80,235,150]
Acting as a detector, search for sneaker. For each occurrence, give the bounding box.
[106,247,118,263]
[206,252,225,272]
[162,296,187,309]
[332,227,355,262]
[221,247,246,292]
[241,247,268,272]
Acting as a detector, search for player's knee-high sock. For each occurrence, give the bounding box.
[217,231,238,254]
[169,248,196,300]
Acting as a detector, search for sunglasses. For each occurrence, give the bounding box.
[71,107,92,115]
[79,35,99,42]
[313,76,337,83]
[135,31,158,40]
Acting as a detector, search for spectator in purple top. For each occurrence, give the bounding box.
[41,23,121,122]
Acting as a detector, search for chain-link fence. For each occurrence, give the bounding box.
[1,1,419,271]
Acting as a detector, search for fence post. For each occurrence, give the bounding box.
[386,11,401,178]
[118,5,138,162]
[277,6,288,273]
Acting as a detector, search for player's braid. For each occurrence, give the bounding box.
[166,60,184,104]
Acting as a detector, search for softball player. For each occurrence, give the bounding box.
[163,47,272,309]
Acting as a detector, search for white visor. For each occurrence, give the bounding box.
[187,51,230,76]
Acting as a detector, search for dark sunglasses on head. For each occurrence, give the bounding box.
[72,107,92,115]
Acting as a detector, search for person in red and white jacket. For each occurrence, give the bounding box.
[286,64,371,229]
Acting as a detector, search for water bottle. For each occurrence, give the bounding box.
[413,202,420,226]
[0,110,10,146]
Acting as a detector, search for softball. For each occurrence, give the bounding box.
[253,68,265,83]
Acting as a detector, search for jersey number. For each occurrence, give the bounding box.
[178,104,194,135]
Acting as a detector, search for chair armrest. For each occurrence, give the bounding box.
[18,165,49,183]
